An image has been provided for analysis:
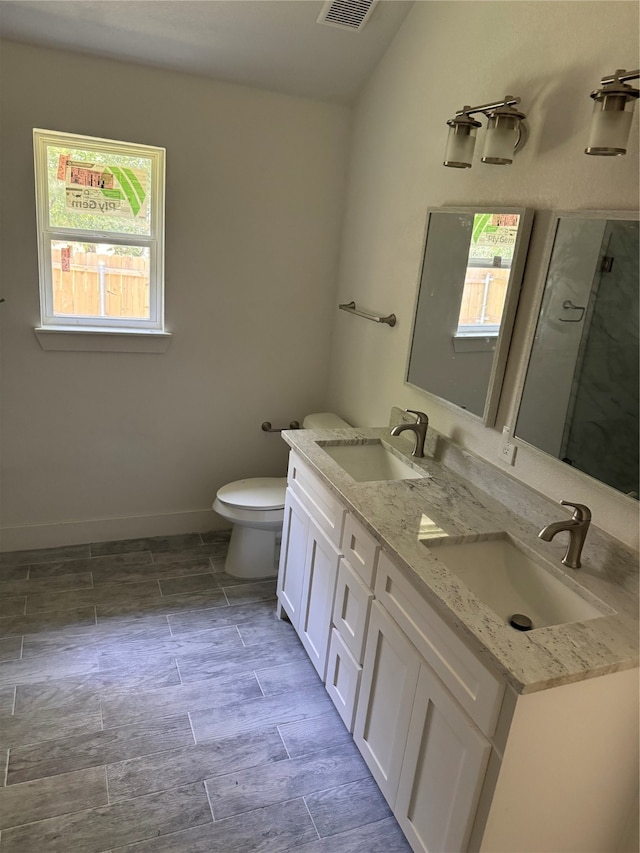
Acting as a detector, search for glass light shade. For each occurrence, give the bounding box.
[444,124,478,168]
[481,114,520,165]
[585,97,635,155]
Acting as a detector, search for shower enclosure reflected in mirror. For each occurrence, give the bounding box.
[407,207,533,424]
[515,212,639,498]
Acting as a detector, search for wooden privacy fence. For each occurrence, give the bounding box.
[52,249,150,318]
[458,267,510,327]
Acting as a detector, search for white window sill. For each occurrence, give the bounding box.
[34,326,172,353]
[452,334,498,353]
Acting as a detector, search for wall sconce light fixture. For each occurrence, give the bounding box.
[586,69,639,156]
[444,95,527,168]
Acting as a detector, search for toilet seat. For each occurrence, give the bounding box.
[216,477,286,511]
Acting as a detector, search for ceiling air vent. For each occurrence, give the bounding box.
[317,0,378,31]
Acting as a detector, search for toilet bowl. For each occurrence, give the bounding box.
[213,413,350,579]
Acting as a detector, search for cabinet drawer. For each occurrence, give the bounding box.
[326,628,362,732]
[375,551,504,737]
[287,453,345,548]
[340,512,380,587]
[332,558,373,664]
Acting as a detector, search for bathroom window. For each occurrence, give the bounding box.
[33,129,166,334]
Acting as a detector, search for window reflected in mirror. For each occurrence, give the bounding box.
[457,213,520,337]
[407,207,533,424]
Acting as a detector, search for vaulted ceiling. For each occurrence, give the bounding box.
[0,1,414,103]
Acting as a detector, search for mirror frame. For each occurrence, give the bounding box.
[405,205,534,426]
[508,208,640,499]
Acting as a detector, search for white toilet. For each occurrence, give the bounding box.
[212,412,350,579]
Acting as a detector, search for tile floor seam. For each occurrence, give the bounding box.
[174,657,184,685]
[253,669,266,697]
[302,795,322,840]
[104,763,111,805]
[204,776,217,821]
[275,725,291,760]
[186,711,197,746]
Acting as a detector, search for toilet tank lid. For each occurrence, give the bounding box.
[302,412,351,430]
[217,478,287,510]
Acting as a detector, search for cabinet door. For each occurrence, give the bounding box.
[298,518,341,680]
[395,663,491,853]
[353,601,421,806]
[276,488,310,628]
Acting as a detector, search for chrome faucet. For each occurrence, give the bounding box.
[390,409,429,458]
[538,500,591,569]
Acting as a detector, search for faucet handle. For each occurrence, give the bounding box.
[560,500,592,523]
[405,409,429,425]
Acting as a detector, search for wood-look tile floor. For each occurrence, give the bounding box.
[0,532,412,852]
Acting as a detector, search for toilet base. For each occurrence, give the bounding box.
[224,524,279,580]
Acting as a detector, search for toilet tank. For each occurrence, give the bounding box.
[302,412,351,430]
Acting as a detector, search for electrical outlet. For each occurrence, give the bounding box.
[500,426,517,466]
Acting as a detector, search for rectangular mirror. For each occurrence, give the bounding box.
[407,207,534,424]
[514,211,639,499]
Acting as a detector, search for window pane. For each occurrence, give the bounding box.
[47,145,152,236]
[51,241,150,319]
[457,213,520,333]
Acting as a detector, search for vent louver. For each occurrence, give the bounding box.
[317,0,377,31]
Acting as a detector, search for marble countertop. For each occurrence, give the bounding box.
[282,425,639,695]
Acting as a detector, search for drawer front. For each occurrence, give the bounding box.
[341,512,380,587]
[287,453,345,548]
[325,628,362,732]
[375,551,504,737]
[332,558,374,664]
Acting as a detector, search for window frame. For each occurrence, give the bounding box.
[33,129,166,333]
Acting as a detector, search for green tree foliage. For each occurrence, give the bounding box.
[47,145,152,251]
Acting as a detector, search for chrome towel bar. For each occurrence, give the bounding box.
[339,300,396,327]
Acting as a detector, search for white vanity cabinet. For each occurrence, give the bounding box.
[396,661,492,853]
[354,553,499,853]
[276,453,345,680]
[277,451,639,853]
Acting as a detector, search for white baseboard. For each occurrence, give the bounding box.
[0,509,223,552]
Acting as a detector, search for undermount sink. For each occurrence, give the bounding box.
[318,440,425,483]
[427,536,607,630]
